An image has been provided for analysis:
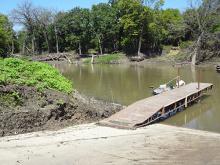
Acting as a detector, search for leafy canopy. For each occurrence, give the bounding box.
[0,14,13,57]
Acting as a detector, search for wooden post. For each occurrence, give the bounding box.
[177,67,180,88]
[162,107,165,114]
[185,97,188,108]
[91,55,94,64]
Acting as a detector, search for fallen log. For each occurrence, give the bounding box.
[32,53,73,63]
[129,56,144,62]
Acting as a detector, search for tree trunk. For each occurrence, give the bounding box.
[11,39,14,55]
[113,43,116,51]
[22,42,25,54]
[98,37,103,55]
[79,42,82,55]
[31,35,35,55]
[138,34,142,56]
[55,26,59,54]
[191,33,203,65]
[138,27,143,56]
[43,31,50,53]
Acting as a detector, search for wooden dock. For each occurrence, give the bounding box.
[99,83,213,129]
[217,65,220,73]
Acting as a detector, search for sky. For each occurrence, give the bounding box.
[0,0,189,31]
[0,0,189,15]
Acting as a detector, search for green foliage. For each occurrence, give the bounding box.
[0,93,21,107]
[162,45,172,53]
[115,0,153,53]
[91,3,119,53]
[56,8,91,53]
[179,41,193,49]
[0,58,73,93]
[83,53,123,64]
[83,58,92,64]
[95,54,121,64]
[152,9,185,46]
[0,14,13,57]
[11,91,22,104]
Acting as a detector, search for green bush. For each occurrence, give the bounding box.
[0,58,73,93]
[83,53,123,64]
[83,58,92,64]
[179,41,193,49]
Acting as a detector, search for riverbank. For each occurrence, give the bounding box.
[1,123,220,164]
[0,84,123,137]
[20,47,220,66]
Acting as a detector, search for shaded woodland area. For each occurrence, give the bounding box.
[0,0,220,64]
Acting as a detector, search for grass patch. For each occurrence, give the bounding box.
[0,58,73,93]
[83,58,92,64]
[162,45,172,54]
[83,53,124,64]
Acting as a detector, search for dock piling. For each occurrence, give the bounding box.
[197,68,201,90]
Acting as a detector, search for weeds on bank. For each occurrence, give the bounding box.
[83,53,123,64]
[0,58,73,93]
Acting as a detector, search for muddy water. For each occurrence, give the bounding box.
[55,63,220,133]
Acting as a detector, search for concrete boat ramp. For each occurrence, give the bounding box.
[1,123,220,165]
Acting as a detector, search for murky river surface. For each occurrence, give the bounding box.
[55,63,220,133]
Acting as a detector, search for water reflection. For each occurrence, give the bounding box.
[55,62,220,133]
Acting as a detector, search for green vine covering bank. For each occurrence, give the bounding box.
[0,58,73,93]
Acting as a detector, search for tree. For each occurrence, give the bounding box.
[56,8,91,54]
[115,0,152,55]
[17,30,27,54]
[187,0,220,64]
[91,3,119,54]
[33,8,54,53]
[160,9,185,46]
[0,14,13,57]
[11,1,37,54]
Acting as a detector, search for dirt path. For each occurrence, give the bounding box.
[1,123,220,165]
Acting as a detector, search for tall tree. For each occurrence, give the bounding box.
[115,0,152,55]
[0,14,13,57]
[187,0,220,64]
[91,3,118,54]
[11,1,37,54]
[33,8,54,53]
[56,8,91,54]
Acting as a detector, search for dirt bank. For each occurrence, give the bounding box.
[0,85,123,137]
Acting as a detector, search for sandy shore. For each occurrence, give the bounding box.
[0,123,220,165]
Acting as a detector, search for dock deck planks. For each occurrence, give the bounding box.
[99,83,213,129]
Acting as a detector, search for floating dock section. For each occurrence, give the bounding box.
[99,83,213,129]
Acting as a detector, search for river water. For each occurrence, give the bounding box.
[55,63,220,133]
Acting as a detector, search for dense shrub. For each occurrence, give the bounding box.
[0,58,73,93]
